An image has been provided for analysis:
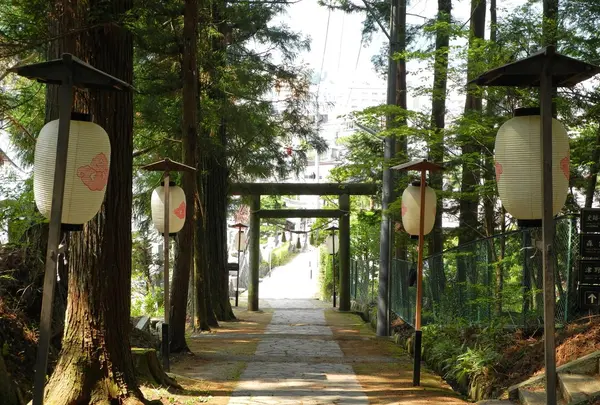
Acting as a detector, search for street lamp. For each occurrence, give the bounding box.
[325,225,339,307]
[229,222,248,307]
[141,158,195,372]
[8,53,132,405]
[392,159,443,387]
[471,46,600,405]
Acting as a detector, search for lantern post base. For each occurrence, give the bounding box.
[413,330,422,386]
[161,323,170,372]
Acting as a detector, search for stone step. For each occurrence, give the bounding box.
[558,373,600,404]
[519,389,549,405]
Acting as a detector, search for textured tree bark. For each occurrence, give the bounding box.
[197,0,234,322]
[394,0,408,262]
[426,0,451,301]
[194,209,212,331]
[42,0,146,403]
[206,123,235,321]
[169,0,199,354]
[457,0,485,301]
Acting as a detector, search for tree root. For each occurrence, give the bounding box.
[131,348,182,389]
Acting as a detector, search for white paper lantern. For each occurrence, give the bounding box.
[401,182,436,236]
[495,108,569,222]
[151,182,186,234]
[233,230,248,251]
[326,234,339,254]
[34,116,111,229]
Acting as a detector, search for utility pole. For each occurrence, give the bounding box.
[377,0,401,337]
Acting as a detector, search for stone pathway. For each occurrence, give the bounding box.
[228,298,369,405]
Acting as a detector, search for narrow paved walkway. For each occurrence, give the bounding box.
[228,298,369,404]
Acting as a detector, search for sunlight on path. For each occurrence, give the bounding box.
[227,299,369,405]
[258,250,320,299]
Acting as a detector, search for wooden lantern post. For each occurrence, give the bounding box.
[141,158,195,372]
[392,159,443,387]
[471,46,600,405]
[8,54,133,405]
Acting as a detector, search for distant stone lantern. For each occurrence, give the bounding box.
[495,107,570,227]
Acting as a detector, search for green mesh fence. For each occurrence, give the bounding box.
[352,216,579,328]
[350,259,378,306]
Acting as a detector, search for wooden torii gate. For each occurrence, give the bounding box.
[230,183,377,311]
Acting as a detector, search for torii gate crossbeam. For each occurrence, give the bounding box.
[230,183,376,312]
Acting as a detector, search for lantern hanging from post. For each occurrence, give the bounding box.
[495,107,570,225]
[34,113,111,230]
[151,182,186,234]
[401,181,436,236]
[326,234,339,254]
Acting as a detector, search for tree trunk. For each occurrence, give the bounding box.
[169,0,199,354]
[426,0,451,301]
[43,0,145,403]
[200,0,235,322]
[394,0,409,261]
[206,121,235,321]
[486,0,500,314]
[194,212,211,331]
[457,0,485,295]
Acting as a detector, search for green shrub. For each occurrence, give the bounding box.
[319,246,339,301]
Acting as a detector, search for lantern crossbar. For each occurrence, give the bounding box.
[229,182,376,196]
[256,209,345,219]
[9,53,134,91]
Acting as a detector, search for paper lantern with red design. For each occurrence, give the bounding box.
[401,181,436,236]
[494,108,570,225]
[33,114,111,230]
[151,182,186,235]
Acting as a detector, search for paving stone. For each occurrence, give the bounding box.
[228,299,369,405]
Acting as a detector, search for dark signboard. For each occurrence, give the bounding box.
[580,234,600,258]
[226,262,239,272]
[581,208,600,233]
[580,287,600,309]
[578,260,600,285]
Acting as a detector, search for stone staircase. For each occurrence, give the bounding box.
[478,351,600,405]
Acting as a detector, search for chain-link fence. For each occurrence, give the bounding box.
[350,259,378,306]
[353,216,580,329]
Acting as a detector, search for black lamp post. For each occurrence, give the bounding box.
[8,54,133,405]
[471,46,600,405]
[326,225,339,307]
[229,222,248,307]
